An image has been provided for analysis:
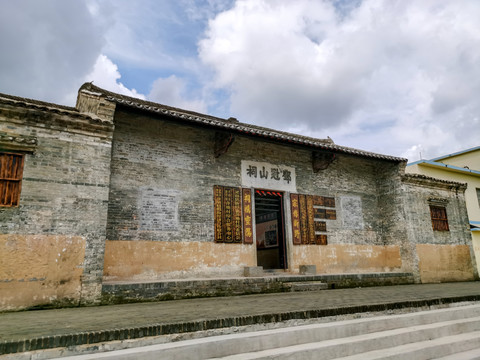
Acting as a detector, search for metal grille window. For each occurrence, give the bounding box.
[430,206,449,231]
[0,153,25,207]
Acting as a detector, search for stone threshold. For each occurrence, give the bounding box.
[101,272,415,304]
[103,271,414,285]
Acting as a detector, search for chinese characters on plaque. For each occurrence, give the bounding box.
[241,160,296,192]
[214,186,254,244]
[242,188,253,244]
[213,185,242,243]
[214,180,336,246]
[290,193,336,246]
[290,194,302,245]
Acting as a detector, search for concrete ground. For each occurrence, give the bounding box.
[2,282,480,355]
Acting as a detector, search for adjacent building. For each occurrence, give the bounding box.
[0,83,477,311]
[407,147,480,274]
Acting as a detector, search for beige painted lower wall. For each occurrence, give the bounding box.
[0,235,85,311]
[291,244,403,274]
[416,244,475,283]
[103,240,257,281]
[472,232,480,276]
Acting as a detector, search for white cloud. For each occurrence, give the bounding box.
[85,55,145,99]
[199,0,480,159]
[0,0,149,105]
[96,0,204,71]
[180,0,235,22]
[148,75,207,113]
[0,0,108,105]
[1,0,478,161]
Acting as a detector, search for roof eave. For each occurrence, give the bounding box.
[412,160,480,176]
[80,83,406,163]
[115,100,406,163]
[430,146,480,162]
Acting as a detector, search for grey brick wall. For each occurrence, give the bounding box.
[401,175,478,281]
[0,102,113,305]
[402,175,472,245]
[107,109,410,249]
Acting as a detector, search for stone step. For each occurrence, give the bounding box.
[101,272,414,303]
[61,304,480,360]
[334,331,480,360]
[436,346,480,360]
[289,281,328,291]
[215,317,480,359]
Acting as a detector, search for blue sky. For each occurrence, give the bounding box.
[1,0,479,161]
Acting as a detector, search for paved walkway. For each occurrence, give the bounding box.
[2,282,480,355]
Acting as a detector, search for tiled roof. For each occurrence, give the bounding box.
[0,92,107,124]
[402,173,467,187]
[0,92,76,111]
[80,82,407,163]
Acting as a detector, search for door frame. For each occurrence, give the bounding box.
[253,189,288,270]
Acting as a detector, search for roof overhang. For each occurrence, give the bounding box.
[431,146,480,162]
[471,221,480,232]
[79,83,406,164]
[408,160,480,177]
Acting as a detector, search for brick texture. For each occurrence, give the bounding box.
[0,100,114,307]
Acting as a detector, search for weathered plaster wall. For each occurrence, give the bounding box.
[402,175,477,283]
[375,162,419,280]
[0,98,113,310]
[0,235,85,311]
[105,109,410,280]
[406,163,480,223]
[416,244,475,282]
[103,240,256,281]
[291,244,402,274]
[307,154,404,247]
[473,232,480,275]
[406,161,480,275]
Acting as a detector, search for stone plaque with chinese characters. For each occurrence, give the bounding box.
[241,160,296,192]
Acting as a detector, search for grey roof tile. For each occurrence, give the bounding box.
[0,92,107,124]
[81,82,406,162]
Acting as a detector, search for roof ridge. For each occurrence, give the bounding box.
[403,173,467,186]
[78,82,406,163]
[0,92,107,124]
[80,82,226,122]
[0,92,76,112]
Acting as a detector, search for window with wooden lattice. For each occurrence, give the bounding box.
[430,205,449,231]
[0,153,25,207]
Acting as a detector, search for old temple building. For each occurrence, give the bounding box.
[0,83,477,311]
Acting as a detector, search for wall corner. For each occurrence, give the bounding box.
[76,86,116,123]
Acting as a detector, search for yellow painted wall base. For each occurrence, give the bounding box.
[103,240,257,281]
[0,235,85,311]
[416,244,475,283]
[471,232,480,276]
[291,244,403,274]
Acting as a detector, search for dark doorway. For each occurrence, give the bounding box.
[254,190,287,270]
